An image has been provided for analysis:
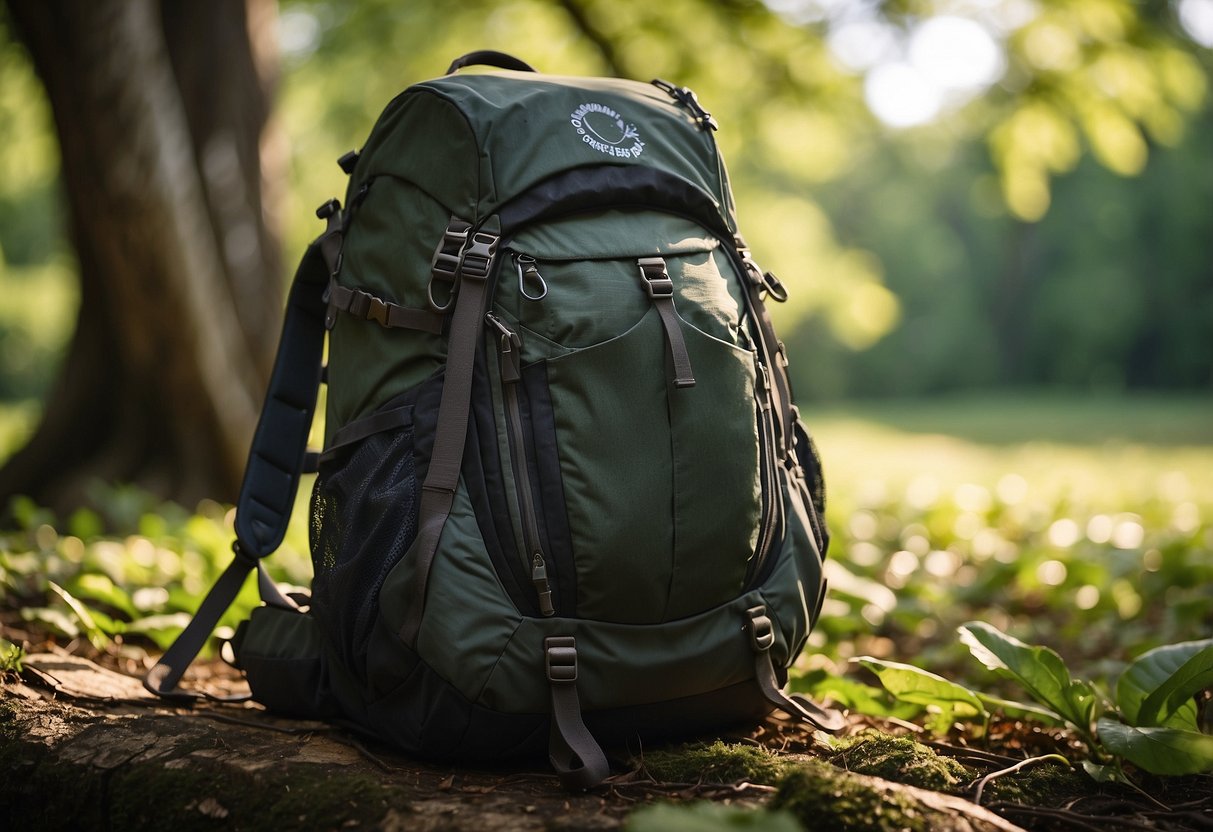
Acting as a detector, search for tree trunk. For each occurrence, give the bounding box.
[0,0,282,515]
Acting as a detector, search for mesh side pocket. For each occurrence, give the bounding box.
[310,412,419,679]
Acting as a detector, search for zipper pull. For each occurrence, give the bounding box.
[485,312,522,383]
[651,79,719,131]
[515,253,548,301]
[531,553,555,616]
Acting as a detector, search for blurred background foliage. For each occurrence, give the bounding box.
[0,0,1210,691]
[1,0,1211,416]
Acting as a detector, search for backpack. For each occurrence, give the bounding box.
[147,51,842,789]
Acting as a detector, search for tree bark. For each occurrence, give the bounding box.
[0,0,282,515]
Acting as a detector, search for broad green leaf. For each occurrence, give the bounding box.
[789,669,922,720]
[1081,760,1130,784]
[1117,639,1213,729]
[1097,717,1213,775]
[958,621,1099,736]
[854,657,985,733]
[975,691,1064,726]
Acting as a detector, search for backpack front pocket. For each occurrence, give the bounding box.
[487,212,768,624]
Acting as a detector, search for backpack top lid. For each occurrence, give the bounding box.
[345,68,738,236]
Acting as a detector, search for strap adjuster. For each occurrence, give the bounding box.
[545,636,578,684]
[460,232,499,281]
[367,296,389,327]
[746,605,776,653]
[637,257,674,298]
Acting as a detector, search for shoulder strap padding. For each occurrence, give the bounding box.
[234,242,329,557]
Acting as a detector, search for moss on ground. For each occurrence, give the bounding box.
[772,760,930,832]
[641,740,793,785]
[827,731,973,793]
[978,760,1088,806]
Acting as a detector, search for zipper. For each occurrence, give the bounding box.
[725,256,782,589]
[486,312,556,616]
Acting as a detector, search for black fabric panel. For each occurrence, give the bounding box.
[498,165,731,240]
[793,419,830,556]
[585,679,774,749]
[464,348,535,615]
[356,662,771,763]
[522,361,577,618]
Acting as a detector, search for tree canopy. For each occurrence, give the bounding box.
[0,0,1209,446]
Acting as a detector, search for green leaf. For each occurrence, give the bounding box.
[854,657,985,733]
[1117,639,1213,729]
[1097,717,1213,775]
[975,691,1064,726]
[47,580,113,648]
[789,669,922,720]
[958,621,1099,737]
[626,802,801,832]
[68,572,139,619]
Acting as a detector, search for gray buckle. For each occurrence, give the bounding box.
[637,257,673,298]
[545,636,578,684]
[428,221,471,312]
[460,232,499,281]
[745,605,775,653]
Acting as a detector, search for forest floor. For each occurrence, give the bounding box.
[4,648,1211,832]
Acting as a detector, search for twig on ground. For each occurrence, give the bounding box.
[972,753,1071,805]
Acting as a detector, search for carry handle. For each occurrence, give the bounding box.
[446,50,536,75]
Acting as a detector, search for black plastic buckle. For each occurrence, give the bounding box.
[366,296,389,327]
[637,257,674,298]
[315,198,340,220]
[545,636,578,684]
[460,232,499,281]
[745,605,776,653]
[428,223,472,312]
[337,150,359,175]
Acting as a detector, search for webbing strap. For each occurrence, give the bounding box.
[320,404,415,464]
[746,605,846,732]
[637,257,695,389]
[144,550,295,699]
[325,279,443,333]
[398,218,499,645]
[145,240,328,699]
[545,636,611,790]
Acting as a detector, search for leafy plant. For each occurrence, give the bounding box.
[852,657,987,735]
[855,624,1213,776]
[1097,639,1213,776]
[0,637,23,673]
[957,621,1101,747]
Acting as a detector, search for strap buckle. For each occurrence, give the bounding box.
[545,636,578,684]
[428,221,471,312]
[637,257,673,298]
[366,296,389,327]
[745,605,776,653]
[460,232,499,281]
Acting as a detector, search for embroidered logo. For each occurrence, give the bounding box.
[569,102,645,159]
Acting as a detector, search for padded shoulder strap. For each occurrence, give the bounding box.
[145,240,329,697]
[234,241,330,556]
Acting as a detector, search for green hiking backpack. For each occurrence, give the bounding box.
[147,51,842,789]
